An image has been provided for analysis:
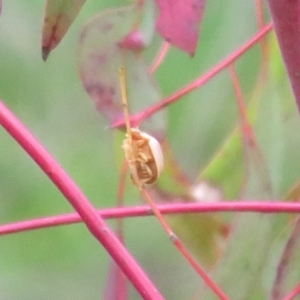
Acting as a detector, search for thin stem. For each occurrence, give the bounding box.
[229,65,255,144]
[229,64,261,196]
[116,160,128,241]
[0,99,164,300]
[173,236,229,300]
[140,188,173,235]
[104,160,129,300]
[255,0,265,30]
[119,67,132,139]
[255,0,269,76]
[140,187,229,300]
[272,216,300,300]
[229,63,273,198]
[149,42,170,74]
[1,202,300,237]
[111,23,273,129]
[283,284,300,300]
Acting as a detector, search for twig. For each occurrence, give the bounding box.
[1,201,300,236]
[0,99,164,300]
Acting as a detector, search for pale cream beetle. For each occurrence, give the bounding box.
[119,67,164,188]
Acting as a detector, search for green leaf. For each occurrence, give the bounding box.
[42,0,86,60]
[200,35,300,299]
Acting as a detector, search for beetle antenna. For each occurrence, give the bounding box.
[119,67,132,139]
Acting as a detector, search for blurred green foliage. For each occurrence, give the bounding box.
[1,1,300,299]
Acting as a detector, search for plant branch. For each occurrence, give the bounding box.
[1,201,300,236]
[139,188,229,300]
[0,99,164,300]
[149,41,170,74]
[111,23,273,129]
[272,216,300,300]
[283,283,300,300]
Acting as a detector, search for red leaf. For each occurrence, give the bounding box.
[268,0,300,115]
[41,0,86,61]
[0,0,2,16]
[155,0,206,56]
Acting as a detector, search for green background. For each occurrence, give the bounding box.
[1,1,300,299]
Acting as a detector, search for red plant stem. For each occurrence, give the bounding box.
[229,64,256,146]
[111,23,273,129]
[267,1,300,114]
[255,0,265,30]
[149,41,170,74]
[272,216,300,300]
[1,202,300,237]
[140,189,229,299]
[116,160,128,241]
[255,0,269,85]
[283,284,300,300]
[0,100,163,300]
[104,160,129,300]
[172,238,229,300]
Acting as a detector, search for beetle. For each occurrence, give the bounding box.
[119,67,164,188]
[123,128,164,187]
